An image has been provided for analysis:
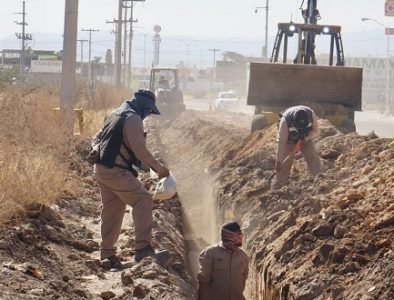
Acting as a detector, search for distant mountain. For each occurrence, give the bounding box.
[0,29,388,68]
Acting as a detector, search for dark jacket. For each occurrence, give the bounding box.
[92,102,140,175]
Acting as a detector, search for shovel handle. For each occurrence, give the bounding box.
[268,171,276,184]
[268,140,303,184]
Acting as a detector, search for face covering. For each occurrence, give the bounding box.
[221,228,243,251]
[140,107,151,120]
[126,100,151,120]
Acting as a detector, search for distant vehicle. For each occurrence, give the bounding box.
[149,67,185,120]
[214,91,239,111]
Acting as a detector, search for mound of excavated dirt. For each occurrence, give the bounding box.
[0,140,194,300]
[160,110,394,300]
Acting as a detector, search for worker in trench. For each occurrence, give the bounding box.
[271,105,321,190]
[197,221,249,300]
[87,89,170,269]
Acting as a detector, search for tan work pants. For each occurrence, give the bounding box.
[271,140,321,190]
[94,164,153,260]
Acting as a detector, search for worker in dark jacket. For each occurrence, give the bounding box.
[197,221,249,300]
[271,105,320,190]
[87,90,170,269]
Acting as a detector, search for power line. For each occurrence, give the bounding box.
[208,48,220,68]
[14,0,32,75]
[77,39,88,76]
[81,28,99,80]
[208,48,220,89]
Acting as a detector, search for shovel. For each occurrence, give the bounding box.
[268,140,303,184]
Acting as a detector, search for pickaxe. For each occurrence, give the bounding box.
[268,139,303,184]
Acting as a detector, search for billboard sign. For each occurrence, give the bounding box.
[31,60,62,73]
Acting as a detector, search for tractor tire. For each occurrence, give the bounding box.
[251,115,268,133]
[340,119,356,133]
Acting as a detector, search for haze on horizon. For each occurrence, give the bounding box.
[0,1,391,39]
[0,0,393,66]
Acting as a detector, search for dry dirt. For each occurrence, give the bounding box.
[0,109,393,300]
[0,139,194,300]
[159,110,394,300]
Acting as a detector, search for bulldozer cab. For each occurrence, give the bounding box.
[271,23,345,66]
[149,68,178,91]
[149,68,185,119]
[247,13,363,132]
[247,0,363,133]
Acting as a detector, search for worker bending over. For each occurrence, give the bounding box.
[271,105,321,190]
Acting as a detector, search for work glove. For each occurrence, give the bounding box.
[87,148,99,165]
[157,166,170,179]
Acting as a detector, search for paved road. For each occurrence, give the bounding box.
[185,99,394,138]
[355,111,394,138]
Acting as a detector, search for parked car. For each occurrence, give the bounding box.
[214,91,239,110]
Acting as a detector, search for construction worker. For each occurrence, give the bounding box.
[271,105,320,190]
[197,221,249,300]
[158,76,170,90]
[87,89,170,269]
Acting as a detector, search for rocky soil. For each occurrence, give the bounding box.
[0,139,194,300]
[159,110,394,300]
[0,108,393,300]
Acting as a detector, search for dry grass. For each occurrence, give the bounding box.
[0,82,128,225]
[0,148,64,222]
[77,82,129,137]
[0,87,67,224]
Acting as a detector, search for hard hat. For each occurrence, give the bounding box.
[153,174,177,201]
[293,109,309,130]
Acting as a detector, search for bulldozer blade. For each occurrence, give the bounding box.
[247,63,362,112]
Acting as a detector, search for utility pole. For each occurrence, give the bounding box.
[77,39,88,77]
[111,0,145,88]
[106,19,118,84]
[81,28,99,81]
[115,0,123,87]
[123,3,129,86]
[255,0,269,58]
[123,0,145,89]
[61,0,79,137]
[209,48,220,68]
[108,16,129,87]
[127,1,142,90]
[208,48,220,89]
[15,0,32,75]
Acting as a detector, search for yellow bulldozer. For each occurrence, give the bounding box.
[247,0,363,133]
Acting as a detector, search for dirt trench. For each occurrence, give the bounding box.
[1,108,393,300]
[156,110,394,300]
[0,138,195,299]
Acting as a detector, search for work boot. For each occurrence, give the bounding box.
[135,245,173,267]
[135,245,156,262]
[101,255,124,270]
